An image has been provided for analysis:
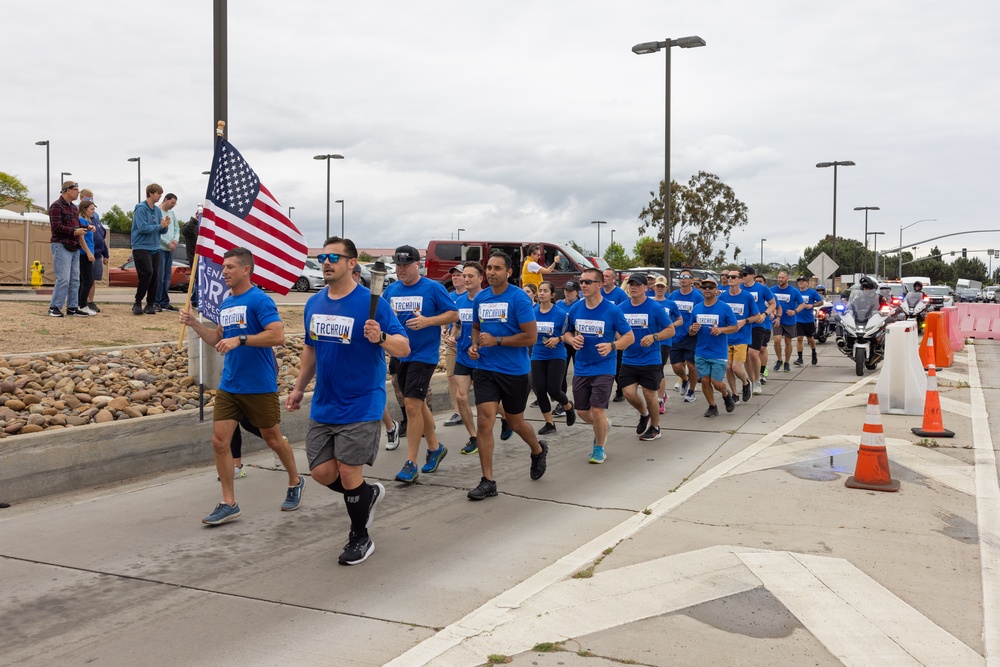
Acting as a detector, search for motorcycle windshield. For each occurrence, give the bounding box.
[848,291,879,324]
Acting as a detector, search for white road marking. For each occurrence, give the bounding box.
[941,395,973,418]
[966,346,1000,665]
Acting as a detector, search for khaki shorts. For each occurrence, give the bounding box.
[214,389,280,429]
[444,344,457,376]
[728,344,748,363]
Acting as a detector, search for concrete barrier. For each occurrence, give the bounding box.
[941,306,964,351]
[0,374,458,504]
[875,320,925,416]
[955,303,1000,340]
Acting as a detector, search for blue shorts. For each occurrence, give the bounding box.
[695,357,727,382]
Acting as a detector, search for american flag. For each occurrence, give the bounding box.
[196,137,307,295]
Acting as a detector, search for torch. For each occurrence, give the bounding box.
[369,260,388,320]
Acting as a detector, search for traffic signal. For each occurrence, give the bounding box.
[962,248,967,258]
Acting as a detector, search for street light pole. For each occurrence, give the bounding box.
[610,229,616,250]
[35,141,50,207]
[335,199,345,237]
[760,238,766,270]
[632,35,706,279]
[127,157,141,202]
[313,153,344,241]
[816,160,856,263]
[853,206,880,275]
[60,171,72,187]
[899,218,937,278]
[591,220,607,257]
[868,231,885,277]
[287,206,294,219]
[457,228,465,240]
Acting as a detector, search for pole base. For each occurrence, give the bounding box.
[845,476,900,492]
[911,427,955,438]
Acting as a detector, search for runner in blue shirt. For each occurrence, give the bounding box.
[668,270,705,403]
[286,237,410,565]
[688,277,739,418]
[619,274,675,441]
[718,270,759,405]
[382,245,458,484]
[738,266,775,395]
[600,268,629,402]
[651,273,682,414]
[447,262,484,456]
[770,271,805,373]
[467,251,550,501]
[530,281,575,436]
[564,267,634,464]
[795,276,823,366]
[443,264,467,430]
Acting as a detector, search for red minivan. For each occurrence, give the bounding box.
[425,240,595,294]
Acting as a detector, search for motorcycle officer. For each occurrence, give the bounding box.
[904,281,925,308]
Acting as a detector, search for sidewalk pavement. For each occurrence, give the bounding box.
[1,340,998,666]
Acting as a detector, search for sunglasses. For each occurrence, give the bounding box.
[578,279,598,285]
[680,275,693,280]
[317,253,352,264]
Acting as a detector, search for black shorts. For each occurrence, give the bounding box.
[797,322,816,338]
[474,368,531,415]
[672,332,697,351]
[453,361,475,377]
[669,345,696,364]
[397,361,435,400]
[619,364,663,391]
[750,327,771,351]
[660,346,670,366]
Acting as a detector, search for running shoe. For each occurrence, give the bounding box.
[421,446,448,473]
[658,397,666,414]
[48,307,64,317]
[530,399,539,408]
[77,306,96,316]
[398,420,408,438]
[70,308,90,317]
[538,422,557,435]
[783,362,790,373]
[680,380,690,395]
[588,445,606,464]
[385,421,400,450]
[742,382,752,403]
[613,390,625,402]
[760,374,767,385]
[565,404,576,426]
[338,531,374,565]
[500,419,513,441]
[639,425,661,441]
[234,465,246,479]
[812,350,818,365]
[467,477,498,500]
[704,405,719,418]
[684,390,697,403]
[530,441,548,480]
[281,476,306,511]
[674,378,684,393]
[762,366,769,378]
[753,380,762,395]
[723,392,736,413]
[552,405,566,417]
[461,437,479,455]
[773,360,782,371]
[132,302,143,315]
[732,394,741,406]
[202,502,240,525]
[143,304,157,315]
[444,413,463,426]
[366,483,384,528]
[793,357,804,366]
[636,413,650,435]
[87,302,101,313]
[395,460,419,484]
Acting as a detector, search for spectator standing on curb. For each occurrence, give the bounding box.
[180,206,202,307]
[689,278,739,418]
[451,262,484,455]
[155,193,180,312]
[80,189,108,313]
[47,181,88,318]
[530,281,575,436]
[564,267,633,464]
[795,276,822,366]
[467,251,549,500]
[76,201,97,316]
[286,237,409,565]
[179,247,305,525]
[131,184,168,316]
[383,244,458,484]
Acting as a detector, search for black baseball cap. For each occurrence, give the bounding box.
[393,245,421,265]
[564,280,580,292]
[740,265,756,276]
[627,272,647,285]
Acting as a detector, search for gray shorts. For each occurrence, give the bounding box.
[306,420,380,469]
[773,323,797,338]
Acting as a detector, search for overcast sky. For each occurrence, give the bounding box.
[4,0,998,270]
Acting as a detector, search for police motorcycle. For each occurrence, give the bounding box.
[834,278,891,376]
[898,288,929,332]
[813,285,833,343]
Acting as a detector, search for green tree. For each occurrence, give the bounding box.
[358,251,373,262]
[798,235,868,278]
[102,204,133,234]
[632,236,685,267]
[950,257,988,284]
[0,171,32,208]
[602,241,632,270]
[637,171,749,267]
[568,239,596,258]
[908,246,955,285]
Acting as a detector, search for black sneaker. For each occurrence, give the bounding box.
[704,404,719,418]
[338,531,374,565]
[538,422,556,436]
[793,357,804,366]
[398,420,407,438]
[639,425,661,441]
[132,302,144,315]
[153,304,162,312]
[565,404,576,427]
[783,362,790,373]
[741,382,752,403]
[70,308,89,318]
[468,476,498,500]
[529,441,548,480]
[773,361,782,371]
[162,303,179,312]
[635,413,650,435]
[144,304,157,315]
[460,437,478,455]
[500,419,513,441]
[723,392,736,413]
[613,391,625,403]
[760,374,767,385]
[552,405,566,418]
[48,307,64,318]
[87,302,101,313]
[812,351,818,365]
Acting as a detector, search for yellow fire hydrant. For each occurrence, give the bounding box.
[31,260,45,288]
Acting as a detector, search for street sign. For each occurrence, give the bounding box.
[808,252,839,279]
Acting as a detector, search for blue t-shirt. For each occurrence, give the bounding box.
[567,297,632,377]
[653,297,681,347]
[667,288,704,338]
[383,277,457,364]
[78,217,94,255]
[601,285,629,306]
[473,284,536,375]
[304,285,406,424]
[218,286,281,394]
[797,288,823,323]
[772,285,804,326]
[620,298,671,366]
[455,292,478,369]
[691,300,738,360]
[743,283,775,330]
[532,303,568,361]
[717,288,759,347]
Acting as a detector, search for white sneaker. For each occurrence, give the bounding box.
[234,465,247,479]
[78,306,96,316]
[752,380,762,395]
[684,391,697,403]
[386,420,400,450]
[673,378,683,392]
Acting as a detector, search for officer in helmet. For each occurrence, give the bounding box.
[904,281,924,308]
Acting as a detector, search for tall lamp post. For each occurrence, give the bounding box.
[60,171,72,187]
[335,199,345,237]
[632,34,707,278]
[853,205,880,275]
[127,157,141,202]
[760,238,766,270]
[867,231,885,278]
[35,140,50,207]
[457,228,465,240]
[816,160,856,263]
[899,218,936,278]
[591,220,607,257]
[287,206,295,219]
[313,153,344,240]
[610,229,616,250]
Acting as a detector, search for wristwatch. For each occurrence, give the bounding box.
[497,337,503,346]
[239,334,247,346]
[379,331,387,344]
[652,333,659,341]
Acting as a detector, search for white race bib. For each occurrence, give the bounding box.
[775,293,791,303]
[390,296,423,314]
[675,300,694,312]
[537,321,555,335]
[728,302,745,316]
[459,307,473,323]
[310,314,354,343]
[575,318,606,336]
[625,313,649,328]
[696,313,720,326]
[220,305,248,329]
[478,302,510,322]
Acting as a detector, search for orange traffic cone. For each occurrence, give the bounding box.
[845,393,900,492]
[920,331,936,369]
[911,365,955,438]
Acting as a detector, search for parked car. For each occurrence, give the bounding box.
[293,258,325,292]
[109,258,190,291]
[985,287,997,302]
[957,288,982,303]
